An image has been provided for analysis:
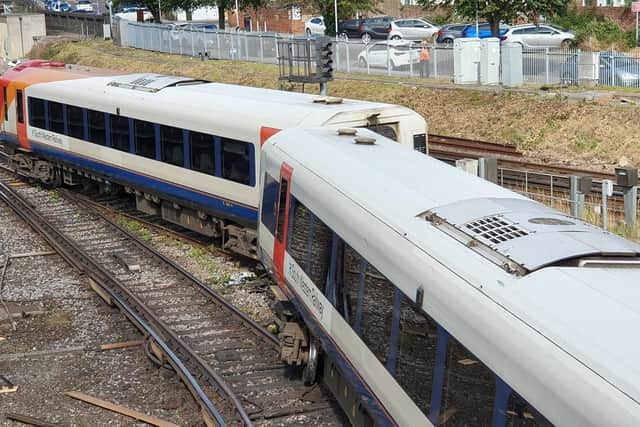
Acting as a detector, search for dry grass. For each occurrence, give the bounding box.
[33,40,640,171]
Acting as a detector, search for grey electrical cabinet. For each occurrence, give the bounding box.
[480,38,500,85]
[453,38,481,84]
[501,42,523,87]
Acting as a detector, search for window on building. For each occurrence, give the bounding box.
[110,115,130,152]
[160,125,184,167]
[16,90,24,124]
[134,120,156,159]
[87,109,106,146]
[67,105,84,139]
[190,131,215,175]
[47,101,65,134]
[28,97,46,129]
[221,138,251,185]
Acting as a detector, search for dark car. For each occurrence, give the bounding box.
[462,22,509,39]
[561,51,640,88]
[435,23,467,45]
[337,18,363,40]
[338,16,394,43]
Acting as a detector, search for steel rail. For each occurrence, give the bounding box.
[0,181,244,427]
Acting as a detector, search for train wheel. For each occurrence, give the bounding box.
[302,338,319,385]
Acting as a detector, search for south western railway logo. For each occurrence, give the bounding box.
[288,261,325,320]
[31,128,63,145]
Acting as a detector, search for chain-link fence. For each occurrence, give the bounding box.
[122,22,640,89]
[123,22,456,81]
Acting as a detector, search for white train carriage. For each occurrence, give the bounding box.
[0,62,426,256]
[258,127,640,426]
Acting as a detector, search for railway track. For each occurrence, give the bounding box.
[0,169,344,426]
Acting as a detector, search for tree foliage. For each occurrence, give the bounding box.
[313,0,379,36]
[417,0,569,37]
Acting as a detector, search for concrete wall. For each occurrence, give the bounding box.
[0,14,46,61]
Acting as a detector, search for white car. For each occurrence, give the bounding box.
[75,0,93,12]
[357,41,420,69]
[500,24,575,49]
[305,17,325,36]
[389,18,439,41]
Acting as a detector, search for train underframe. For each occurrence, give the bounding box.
[1,145,257,258]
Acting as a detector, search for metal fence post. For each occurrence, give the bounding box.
[570,175,580,217]
[624,186,638,229]
[191,30,195,57]
[601,179,613,231]
[545,48,550,84]
[409,47,413,77]
[346,41,350,73]
[245,34,249,60]
[387,42,391,76]
[259,35,264,62]
[367,47,370,75]
[433,46,438,79]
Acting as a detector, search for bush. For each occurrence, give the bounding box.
[550,9,636,50]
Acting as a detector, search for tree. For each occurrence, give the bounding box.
[300,0,378,36]
[417,0,569,37]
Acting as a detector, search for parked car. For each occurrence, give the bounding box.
[436,23,467,45]
[337,18,363,40]
[357,40,420,69]
[305,16,325,36]
[44,0,54,10]
[338,16,394,43]
[183,23,218,31]
[358,16,394,43]
[462,22,509,38]
[561,51,640,87]
[389,18,439,41]
[51,1,71,12]
[75,0,93,12]
[500,24,574,48]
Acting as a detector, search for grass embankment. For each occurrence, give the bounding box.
[35,40,640,170]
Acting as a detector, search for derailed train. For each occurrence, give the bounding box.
[0,60,426,257]
[259,127,640,427]
[1,61,639,426]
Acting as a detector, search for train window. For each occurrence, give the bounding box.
[221,138,250,185]
[28,97,46,129]
[261,173,279,235]
[47,101,65,135]
[275,177,289,243]
[287,198,332,289]
[366,124,397,141]
[358,262,395,366]
[393,292,438,417]
[504,393,553,426]
[67,105,84,140]
[2,87,7,121]
[432,336,495,426]
[110,115,130,152]
[160,125,184,167]
[134,120,156,159]
[16,90,24,124]
[190,131,215,175]
[87,109,106,146]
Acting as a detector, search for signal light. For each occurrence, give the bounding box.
[315,36,334,81]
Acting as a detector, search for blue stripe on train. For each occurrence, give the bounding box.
[1,134,258,225]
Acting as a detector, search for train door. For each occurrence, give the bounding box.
[273,162,293,285]
[15,88,28,148]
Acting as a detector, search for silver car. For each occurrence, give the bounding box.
[389,18,439,41]
[501,24,574,49]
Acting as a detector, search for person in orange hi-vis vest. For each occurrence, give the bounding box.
[419,38,431,78]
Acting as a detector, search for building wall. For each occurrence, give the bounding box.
[227,6,317,34]
[577,4,637,30]
[0,14,46,60]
